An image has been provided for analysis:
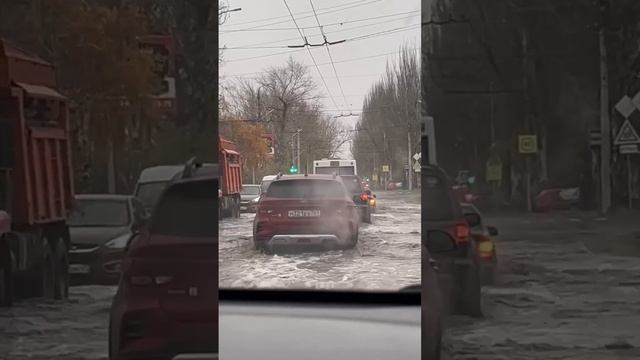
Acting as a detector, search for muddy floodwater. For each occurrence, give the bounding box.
[443,212,640,360]
[1,198,639,359]
[219,190,422,290]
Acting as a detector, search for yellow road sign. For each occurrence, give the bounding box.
[518,135,537,154]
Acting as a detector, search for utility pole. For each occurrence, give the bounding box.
[522,29,533,212]
[407,129,413,191]
[489,82,495,144]
[383,131,388,191]
[296,128,301,174]
[599,18,612,215]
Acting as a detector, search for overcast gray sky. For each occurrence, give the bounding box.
[219,0,420,156]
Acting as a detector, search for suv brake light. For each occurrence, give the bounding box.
[454,223,470,242]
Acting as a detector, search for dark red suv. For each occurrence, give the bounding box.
[253,174,360,252]
[109,169,218,360]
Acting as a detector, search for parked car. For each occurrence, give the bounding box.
[341,175,375,223]
[422,164,482,317]
[240,184,262,213]
[260,175,277,193]
[461,203,498,286]
[253,174,360,253]
[109,165,218,360]
[67,194,146,285]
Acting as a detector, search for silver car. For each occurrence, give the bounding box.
[240,184,261,213]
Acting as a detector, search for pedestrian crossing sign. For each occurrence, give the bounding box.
[614,119,640,145]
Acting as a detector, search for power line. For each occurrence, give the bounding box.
[224,47,420,70]
[222,21,418,50]
[222,0,383,32]
[221,10,420,33]
[224,27,420,62]
[282,0,340,110]
[221,0,375,27]
[223,13,420,49]
[310,0,349,108]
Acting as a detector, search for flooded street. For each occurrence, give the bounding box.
[0,286,115,360]
[444,212,640,360]
[219,190,421,290]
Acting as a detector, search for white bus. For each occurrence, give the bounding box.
[313,159,357,175]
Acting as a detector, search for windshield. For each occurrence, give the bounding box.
[150,179,218,237]
[135,181,168,211]
[315,166,355,175]
[341,176,363,194]
[241,186,260,195]
[423,174,456,221]
[219,0,420,294]
[266,179,346,198]
[68,199,130,227]
[260,180,273,193]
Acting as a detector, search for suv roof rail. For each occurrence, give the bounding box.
[182,157,201,179]
[276,172,283,179]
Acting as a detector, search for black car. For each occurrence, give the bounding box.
[340,175,373,223]
[422,164,483,318]
[68,194,146,285]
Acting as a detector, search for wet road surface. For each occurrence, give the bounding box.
[219,190,421,290]
[443,211,640,359]
[1,202,639,359]
[0,285,115,359]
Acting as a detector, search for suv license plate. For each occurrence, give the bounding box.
[288,210,320,217]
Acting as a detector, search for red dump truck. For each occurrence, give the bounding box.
[219,136,242,218]
[0,39,73,305]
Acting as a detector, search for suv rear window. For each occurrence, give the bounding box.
[266,179,346,198]
[150,178,217,237]
[423,173,456,221]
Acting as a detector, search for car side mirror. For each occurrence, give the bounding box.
[131,216,148,234]
[425,230,457,253]
[487,226,499,236]
[464,213,481,227]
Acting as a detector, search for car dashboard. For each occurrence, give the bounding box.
[219,289,420,360]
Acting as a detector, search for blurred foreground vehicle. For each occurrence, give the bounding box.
[0,38,73,305]
[461,203,498,286]
[239,184,261,213]
[109,161,218,360]
[421,230,460,360]
[253,174,360,253]
[68,195,146,285]
[423,164,483,317]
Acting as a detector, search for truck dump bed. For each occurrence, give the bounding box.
[219,136,242,196]
[0,38,74,226]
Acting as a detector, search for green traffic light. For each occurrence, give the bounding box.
[289,165,298,173]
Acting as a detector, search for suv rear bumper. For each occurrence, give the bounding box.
[268,234,345,247]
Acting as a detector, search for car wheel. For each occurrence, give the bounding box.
[0,237,13,307]
[349,226,359,248]
[53,237,69,300]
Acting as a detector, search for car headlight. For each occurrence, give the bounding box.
[251,197,260,203]
[105,234,131,249]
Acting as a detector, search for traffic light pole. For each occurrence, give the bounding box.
[297,129,301,174]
